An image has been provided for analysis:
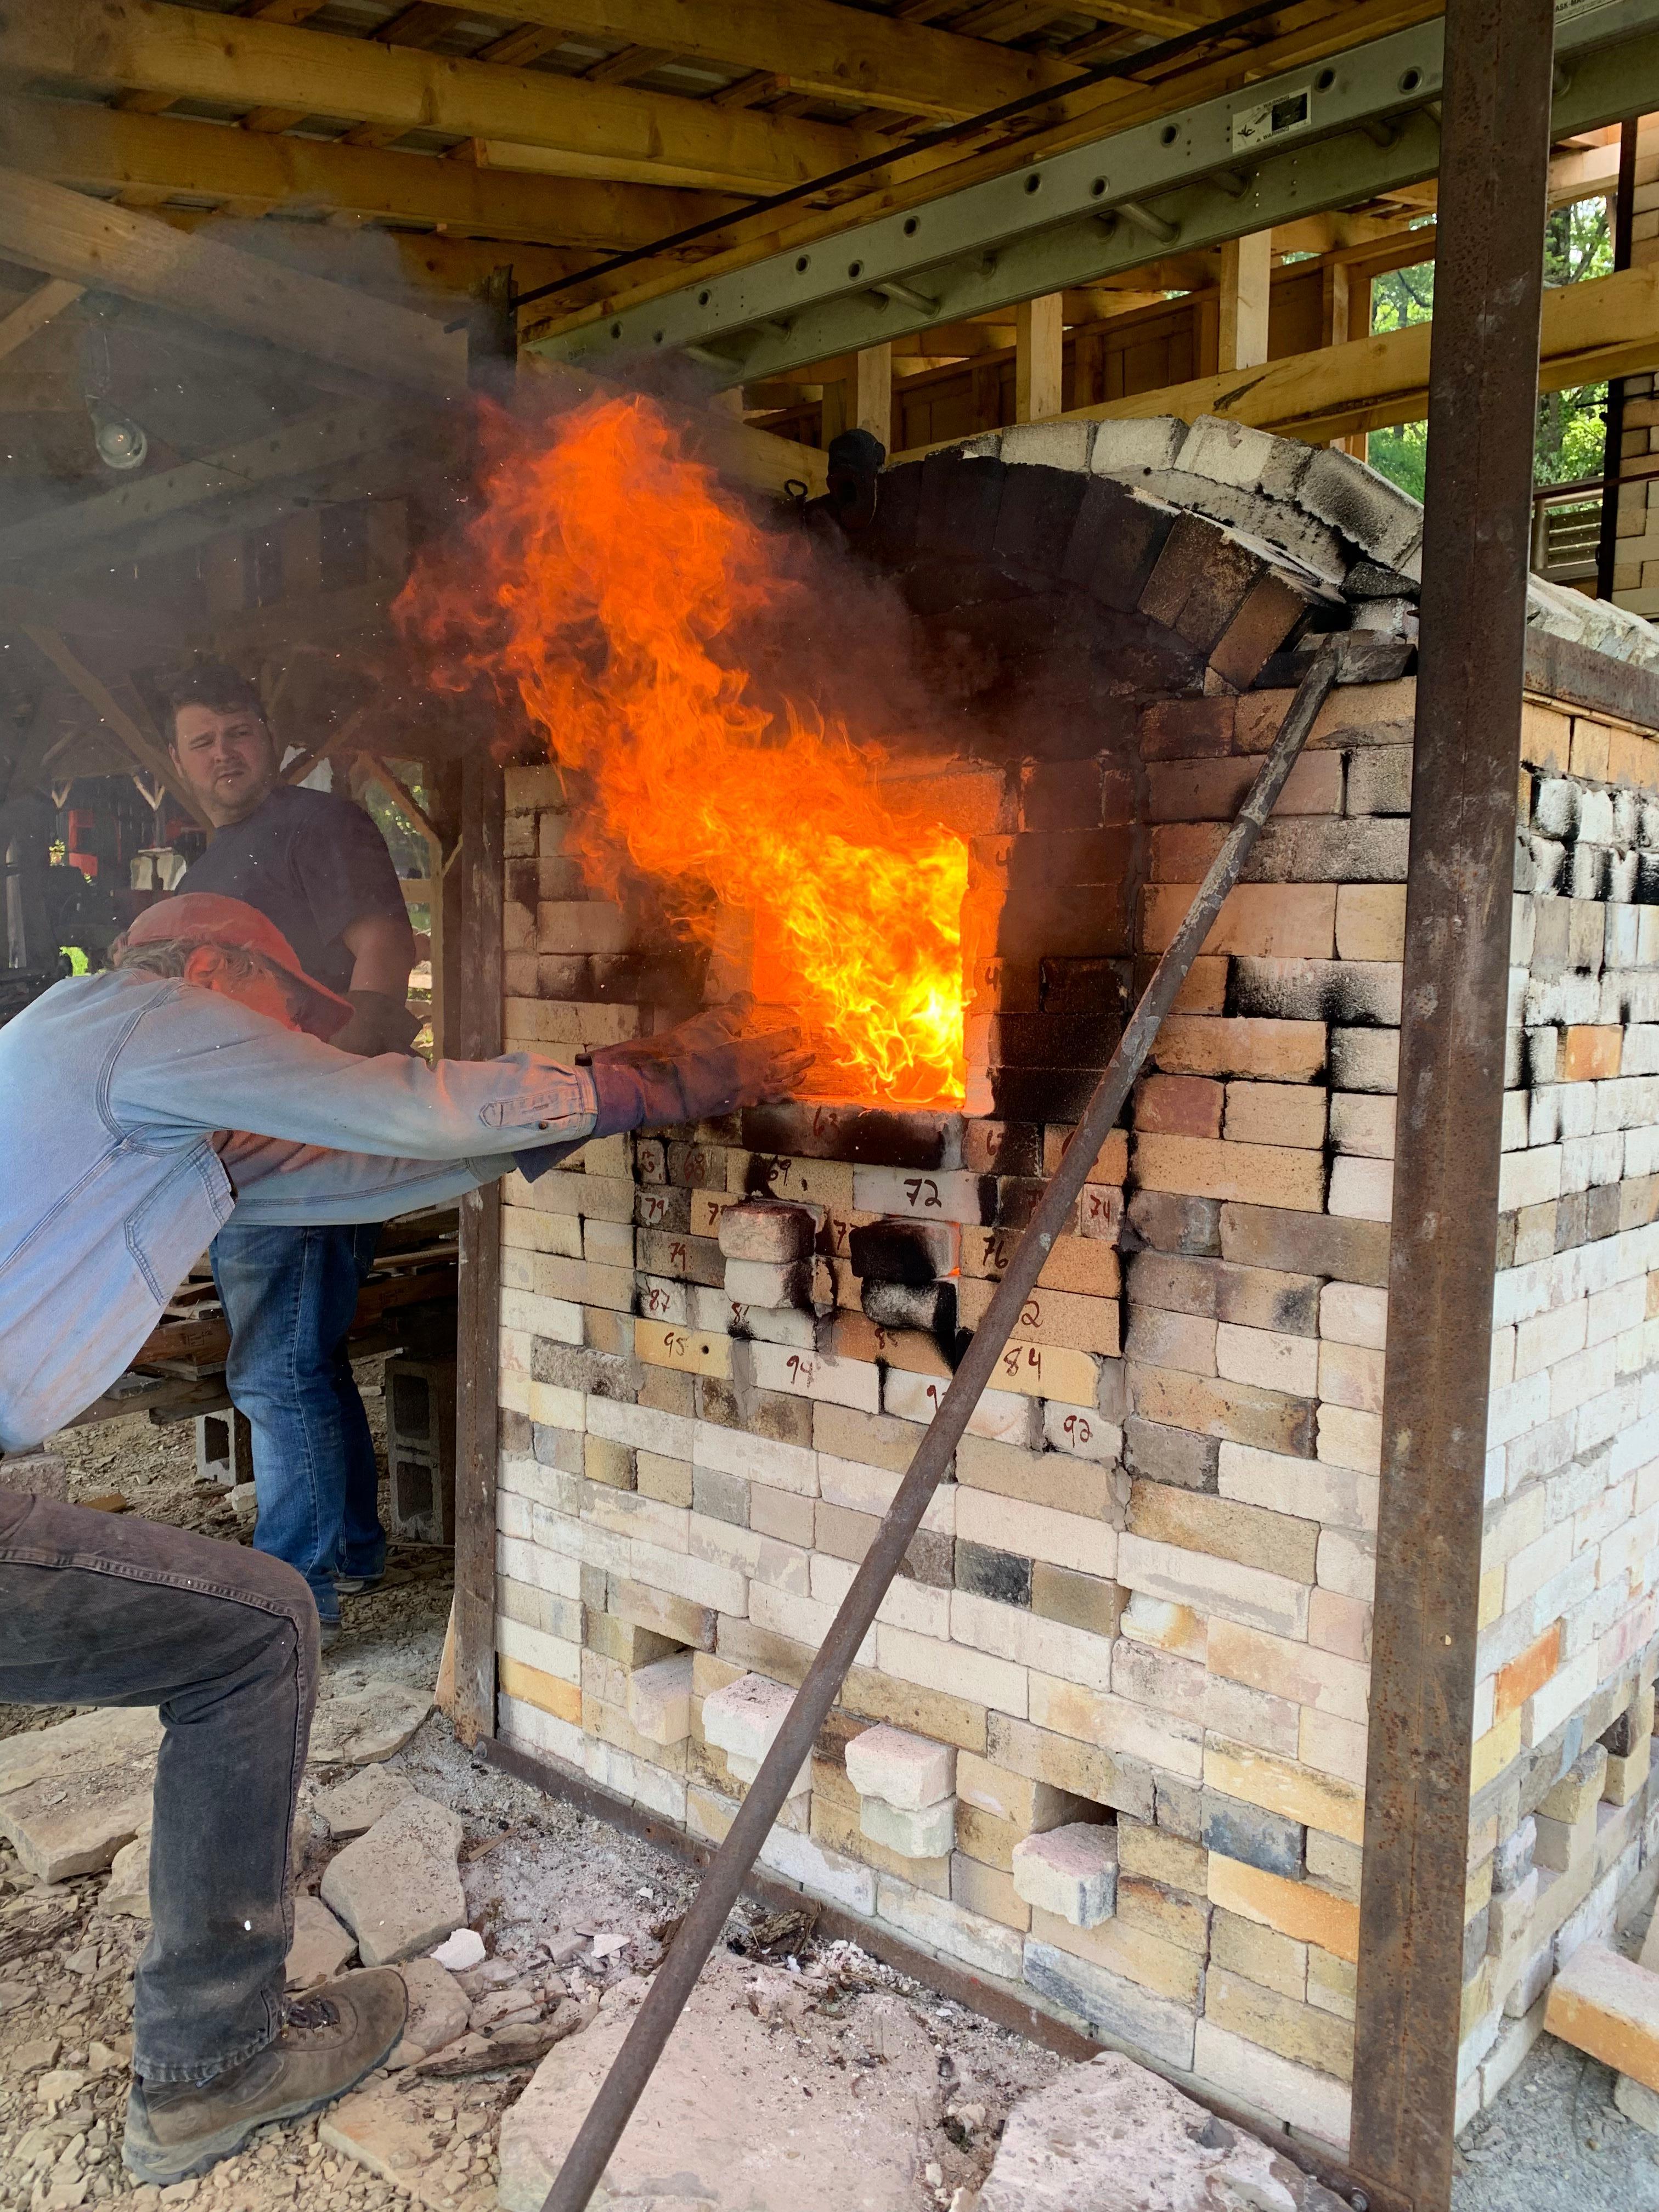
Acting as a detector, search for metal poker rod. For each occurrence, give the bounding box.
[543,645,1341,2212]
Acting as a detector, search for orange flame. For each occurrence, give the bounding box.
[399,394,967,1107]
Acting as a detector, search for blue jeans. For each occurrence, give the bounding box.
[0,1489,317,2081]
[210,1224,385,1624]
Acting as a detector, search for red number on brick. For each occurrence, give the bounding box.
[1063,1413,1092,1445]
[1020,1299,1040,1329]
[670,1241,687,1269]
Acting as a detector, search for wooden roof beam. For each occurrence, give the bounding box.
[1,2,876,195]
[19,625,208,825]
[0,275,82,364]
[393,0,1084,121]
[0,167,467,397]
[0,94,743,252]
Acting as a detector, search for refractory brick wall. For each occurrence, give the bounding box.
[486,458,1659,2162]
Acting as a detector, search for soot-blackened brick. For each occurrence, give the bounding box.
[1125,1189,1222,1256]
[1602,1706,1646,1759]
[917,450,1006,560]
[1124,1418,1218,1492]
[863,1277,957,1339]
[963,1120,1043,1176]
[1201,1791,1305,1879]
[991,1068,1108,1122]
[861,459,922,565]
[983,1012,1126,1068]
[740,1103,960,1170]
[1060,479,1174,610]
[1021,759,1104,832]
[850,1220,951,1286]
[1041,958,1135,1019]
[1138,698,1236,761]
[1255,634,1413,689]
[1210,572,1312,692]
[994,465,1088,576]
[1007,830,1132,893]
[956,1539,1033,1607]
[994,1175,1049,1229]
[1140,517,1262,654]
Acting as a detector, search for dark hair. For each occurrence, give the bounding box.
[161,661,268,746]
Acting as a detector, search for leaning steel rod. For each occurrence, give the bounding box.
[543,646,1340,2212]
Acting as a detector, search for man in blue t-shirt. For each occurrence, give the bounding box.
[168,661,417,1640]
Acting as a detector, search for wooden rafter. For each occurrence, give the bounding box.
[0,4,878,196]
[0,93,743,252]
[0,276,83,364]
[19,625,209,826]
[0,169,466,398]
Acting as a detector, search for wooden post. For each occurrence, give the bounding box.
[1218,230,1272,372]
[1014,293,1063,422]
[854,342,891,450]
[450,748,504,1747]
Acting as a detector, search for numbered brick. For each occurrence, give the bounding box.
[959,1276,1120,1357]
[635,1320,733,1379]
[749,1340,880,1412]
[1042,1402,1122,1463]
[884,1368,1037,1444]
[989,1340,1098,1408]
[735,1153,855,1209]
[852,1167,995,1224]
[718,1199,817,1263]
[690,1191,730,1240]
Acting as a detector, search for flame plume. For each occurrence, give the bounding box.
[400,394,968,1107]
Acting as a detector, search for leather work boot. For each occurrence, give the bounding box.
[122,1967,407,2185]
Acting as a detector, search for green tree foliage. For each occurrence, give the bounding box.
[1364,196,1615,503]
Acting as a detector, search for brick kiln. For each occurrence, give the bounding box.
[489,413,1659,2160]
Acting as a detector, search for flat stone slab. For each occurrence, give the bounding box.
[287,1893,357,1989]
[498,1964,936,2211]
[313,1765,416,1838]
[309,1680,435,1767]
[321,2083,473,2211]
[0,1708,162,1881]
[978,2052,1349,2212]
[320,1795,466,1967]
[390,1956,471,2068]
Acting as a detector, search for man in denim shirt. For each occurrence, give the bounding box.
[0,891,805,2185]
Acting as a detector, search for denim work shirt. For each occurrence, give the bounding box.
[0,970,598,1451]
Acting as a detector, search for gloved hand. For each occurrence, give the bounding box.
[330,989,422,1058]
[514,1000,810,1182]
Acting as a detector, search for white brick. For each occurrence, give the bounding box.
[586,1396,695,1460]
[1217,1442,1378,1533]
[1329,1093,1396,1158]
[1318,1528,1376,1601]
[1319,1282,1388,1349]
[702,1673,797,1764]
[625,1652,695,1745]
[759,1827,877,1915]
[877,1623,1027,1716]
[1317,1404,1381,1474]
[1499,1146,1564,1211]
[692,1420,818,1498]
[953,1487,1118,1579]
[1011,1824,1119,1928]
[495,1617,579,1683]
[1118,1532,1310,1638]
[852,1167,989,1223]
[875,1878,1027,1981]
[1215,1321,1319,1396]
[1318,1340,1384,1414]
[860,1794,956,1859]
[844,1724,957,1810]
[951,1590,1115,1691]
[884,1368,1036,1443]
[1193,2021,1351,2152]
[749,1341,879,1412]
[1329,1155,1393,1221]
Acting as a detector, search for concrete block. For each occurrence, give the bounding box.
[844,1724,956,1811]
[1011,1824,1120,1928]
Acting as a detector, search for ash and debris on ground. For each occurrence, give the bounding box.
[0,1380,1058,2210]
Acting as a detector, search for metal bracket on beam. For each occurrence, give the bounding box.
[527,0,1659,385]
[1113,198,1182,243]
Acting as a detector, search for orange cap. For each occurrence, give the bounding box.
[123,893,354,1035]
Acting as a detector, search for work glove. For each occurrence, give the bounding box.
[330,989,422,1058]
[514,999,811,1183]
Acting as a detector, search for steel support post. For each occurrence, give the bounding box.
[1595,115,1640,603]
[1348,4,1555,2208]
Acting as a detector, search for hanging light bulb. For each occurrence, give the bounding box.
[88,400,148,472]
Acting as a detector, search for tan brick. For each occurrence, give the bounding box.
[498,1653,582,1726]
[958,1276,1120,1357]
[611,1578,716,1651]
[1335,884,1407,962]
[811,1796,951,1898]
[1141,884,1336,960]
[1116,1820,1209,1897]
[985,1714,1146,1818]
[1028,1906,1203,2005]
[1136,1133,1324,1213]
[1495,1621,1561,1722]
[841,1663,989,1757]
[955,1435,1117,1519]
[955,1752,1093,1835]
[1118,1875,1210,1955]
[1223,1082,1327,1151]
[1545,1942,1659,2093]
[955,1802,1021,1872]
[1206,1968,1353,2082]
[1204,1739,1365,1844]
[1210,1905,1306,2000]
[951,1852,1030,1931]
[1127,1365,1316,1459]
[1561,1026,1622,1082]
[1129,1483,1319,1582]
[1570,717,1612,782]
[1137,1074,1225,1138]
[636,1319,732,1378]
[1208,1857,1361,1963]
[1520,702,1571,774]
[1152,1017,1328,1082]
[1206,1620,1369,1725]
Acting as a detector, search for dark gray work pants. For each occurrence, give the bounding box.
[0,1492,318,2081]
